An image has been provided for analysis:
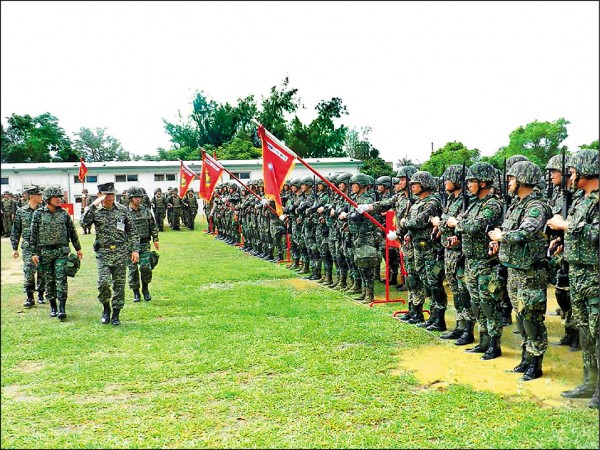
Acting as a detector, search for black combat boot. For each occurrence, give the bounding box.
[440,320,464,340]
[334,274,347,290]
[427,308,447,332]
[353,285,367,302]
[23,292,35,309]
[142,283,151,301]
[562,367,598,398]
[133,289,141,302]
[360,286,375,304]
[481,336,502,360]
[455,321,475,346]
[407,304,425,325]
[101,303,111,324]
[521,355,543,381]
[389,271,398,286]
[300,261,311,274]
[329,273,340,288]
[111,308,121,326]
[465,331,490,353]
[417,307,437,328]
[321,269,334,286]
[49,300,58,318]
[57,299,67,321]
[509,345,531,373]
[348,277,362,295]
[589,379,599,409]
[399,303,415,322]
[569,329,581,352]
[37,291,46,304]
[501,305,513,326]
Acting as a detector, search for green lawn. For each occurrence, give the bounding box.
[1,221,598,449]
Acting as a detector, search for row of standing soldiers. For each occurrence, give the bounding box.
[2,190,34,237]
[204,150,598,408]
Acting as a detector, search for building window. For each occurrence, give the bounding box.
[166,174,176,181]
[1,177,8,185]
[127,174,138,182]
[230,172,250,180]
[74,175,98,183]
[154,174,165,182]
[115,174,138,182]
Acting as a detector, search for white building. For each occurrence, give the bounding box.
[1,158,363,218]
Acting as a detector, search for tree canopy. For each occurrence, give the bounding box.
[73,127,130,162]
[420,141,480,177]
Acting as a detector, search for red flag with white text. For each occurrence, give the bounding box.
[199,153,224,201]
[258,124,296,216]
[78,158,88,182]
[385,210,400,248]
[179,161,197,198]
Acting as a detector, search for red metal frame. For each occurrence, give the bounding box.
[277,231,292,263]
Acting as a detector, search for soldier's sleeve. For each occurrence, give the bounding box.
[503,200,549,243]
[404,199,440,230]
[461,199,503,235]
[29,210,41,254]
[80,204,96,229]
[10,209,22,251]
[149,210,159,242]
[66,212,82,251]
[125,210,141,253]
[372,195,395,213]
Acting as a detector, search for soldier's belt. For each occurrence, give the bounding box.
[140,237,151,243]
[99,244,119,250]
[39,244,63,250]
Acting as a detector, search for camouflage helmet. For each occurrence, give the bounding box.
[365,175,375,186]
[442,164,467,186]
[315,176,329,187]
[545,154,566,171]
[507,160,543,186]
[396,165,418,179]
[127,186,144,198]
[392,176,400,185]
[466,162,496,184]
[349,173,371,187]
[42,186,64,202]
[506,154,529,171]
[257,179,264,187]
[409,171,437,191]
[568,149,599,177]
[329,174,339,185]
[376,175,392,188]
[300,175,314,187]
[336,172,353,186]
[289,178,302,188]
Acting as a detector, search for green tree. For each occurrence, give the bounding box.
[344,127,378,160]
[360,155,395,179]
[257,76,301,142]
[217,137,261,160]
[73,127,130,162]
[579,139,599,150]
[1,112,75,163]
[420,141,480,177]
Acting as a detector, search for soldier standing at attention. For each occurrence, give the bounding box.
[166,188,182,230]
[489,161,552,380]
[81,182,140,326]
[29,187,83,321]
[11,186,46,308]
[2,191,17,237]
[127,186,159,302]
[81,189,92,234]
[547,149,599,408]
[152,188,167,232]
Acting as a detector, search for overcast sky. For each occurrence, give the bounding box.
[2,1,598,164]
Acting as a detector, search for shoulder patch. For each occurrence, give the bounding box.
[528,207,541,218]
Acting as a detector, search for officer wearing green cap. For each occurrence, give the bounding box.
[127,186,159,302]
[11,186,46,308]
[30,186,83,321]
[81,182,140,326]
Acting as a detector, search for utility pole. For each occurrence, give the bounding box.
[431,142,434,154]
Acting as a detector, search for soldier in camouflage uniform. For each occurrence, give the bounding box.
[152,188,167,232]
[430,165,475,341]
[119,190,129,207]
[319,174,339,286]
[297,176,316,275]
[374,176,398,285]
[184,189,199,230]
[127,186,159,302]
[544,154,579,350]
[448,163,504,357]
[547,149,599,408]
[343,173,379,303]
[11,186,45,308]
[30,187,83,321]
[81,182,140,326]
[166,188,182,230]
[312,177,332,281]
[331,173,353,291]
[281,178,302,269]
[490,161,552,379]
[2,191,18,237]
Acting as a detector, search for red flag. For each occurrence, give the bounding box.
[78,158,88,182]
[199,153,224,201]
[385,210,400,248]
[179,160,197,198]
[258,125,296,216]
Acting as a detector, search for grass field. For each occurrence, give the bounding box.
[1,220,598,449]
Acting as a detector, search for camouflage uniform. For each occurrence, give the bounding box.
[127,187,159,301]
[152,190,167,232]
[10,187,45,306]
[499,161,552,379]
[166,191,182,230]
[2,192,18,237]
[81,183,140,323]
[313,179,332,281]
[182,190,199,230]
[30,187,82,320]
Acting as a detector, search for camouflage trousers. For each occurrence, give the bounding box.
[507,267,548,357]
[569,263,599,374]
[21,246,44,295]
[303,225,318,268]
[170,208,181,229]
[316,226,332,271]
[403,248,426,307]
[410,244,446,310]
[465,258,503,338]
[39,247,68,302]
[3,212,12,236]
[128,242,153,290]
[154,209,165,231]
[96,250,128,310]
[444,249,474,322]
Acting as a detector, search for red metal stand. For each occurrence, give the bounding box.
[368,230,406,308]
[277,231,292,264]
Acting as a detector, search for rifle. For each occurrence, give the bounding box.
[461,161,469,213]
[501,158,509,217]
[546,148,572,255]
